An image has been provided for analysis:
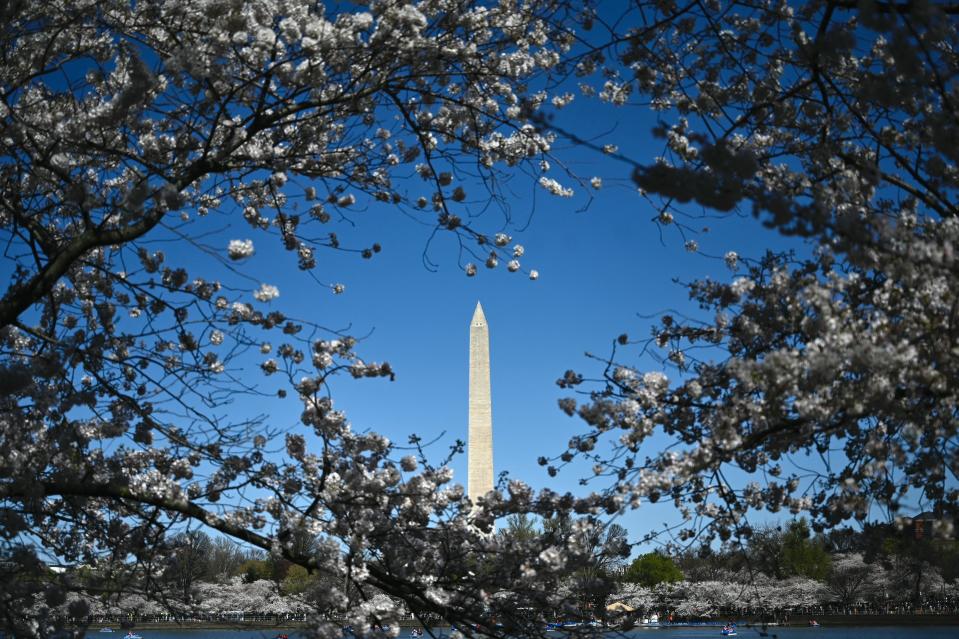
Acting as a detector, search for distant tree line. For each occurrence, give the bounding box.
[496,515,959,621]
[605,519,959,620]
[35,516,959,627]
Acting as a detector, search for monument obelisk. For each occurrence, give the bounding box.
[468,301,493,502]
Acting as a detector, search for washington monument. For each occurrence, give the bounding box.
[468,301,493,502]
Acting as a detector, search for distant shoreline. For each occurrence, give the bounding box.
[770,614,959,626]
[86,614,959,631]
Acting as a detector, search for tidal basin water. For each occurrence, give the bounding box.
[89,627,957,639]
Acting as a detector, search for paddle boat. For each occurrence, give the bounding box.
[99,629,114,634]
[809,620,820,627]
[124,633,142,639]
[721,624,737,636]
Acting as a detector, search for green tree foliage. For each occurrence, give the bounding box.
[501,513,539,544]
[744,520,831,580]
[674,543,744,582]
[238,559,273,584]
[744,525,787,578]
[281,564,315,595]
[623,552,683,587]
[781,520,831,581]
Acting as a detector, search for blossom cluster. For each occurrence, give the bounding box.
[547,0,959,543]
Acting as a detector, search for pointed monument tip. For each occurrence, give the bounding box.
[471,300,487,325]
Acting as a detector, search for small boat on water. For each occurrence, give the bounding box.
[809,620,821,627]
[124,633,142,639]
[721,623,737,636]
[99,630,114,634]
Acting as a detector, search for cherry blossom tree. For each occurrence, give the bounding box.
[772,577,829,612]
[194,578,310,618]
[683,580,751,616]
[0,1,609,636]
[551,0,959,545]
[609,582,654,614]
[667,581,715,618]
[825,553,884,607]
